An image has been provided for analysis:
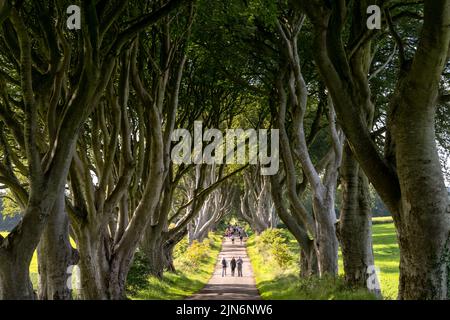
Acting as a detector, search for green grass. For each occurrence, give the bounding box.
[248,222,399,300]
[371,223,399,299]
[127,233,222,300]
[372,216,394,224]
[336,222,400,299]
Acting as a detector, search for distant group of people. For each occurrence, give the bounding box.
[221,225,246,277]
[224,225,245,244]
[221,256,243,277]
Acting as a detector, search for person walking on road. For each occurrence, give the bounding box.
[237,257,243,277]
[221,257,228,277]
[239,233,243,244]
[230,257,237,276]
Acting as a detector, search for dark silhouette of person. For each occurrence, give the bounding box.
[230,257,237,276]
[221,257,228,277]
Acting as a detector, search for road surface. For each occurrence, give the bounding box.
[187,238,261,300]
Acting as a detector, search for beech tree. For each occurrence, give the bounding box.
[274,12,345,276]
[65,3,193,298]
[188,169,235,243]
[0,0,187,300]
[240,167,278,234]
[0,0,449,301]
[297,0,450,299]
[195,0,345,277]
[137,37,252,278]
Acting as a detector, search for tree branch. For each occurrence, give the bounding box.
[384,8,406,67]
[110,0,188,55]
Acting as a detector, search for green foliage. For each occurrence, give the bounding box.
[256,229,295,269]
[1,195,21,217]
[0,173,26,217]
[247,0,281,27]
[173,237,189,260]
[258,228,285,245]
[126,250,152,295]
[271,239,292,269]
[177,239,214,271]
[127,233,222,300]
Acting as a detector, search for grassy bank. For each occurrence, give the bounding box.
[369,222,399,299]
[127,232,222,300]
[247,222,399,300]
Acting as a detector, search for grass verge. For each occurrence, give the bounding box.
[248,223,399,300]
[127,232,222,300]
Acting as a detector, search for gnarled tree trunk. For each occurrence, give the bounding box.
[299,0,450,299]
[38,191,79,300]
[313,195,339,275]
[269,174,319,276]
[393,86,450,299]
[240,169,277,234]
[141,224,167,279]
[274,14,344,276]
[338,144,376,290]
[0,251,35,299]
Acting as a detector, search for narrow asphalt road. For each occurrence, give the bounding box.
[187,238,261,300]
